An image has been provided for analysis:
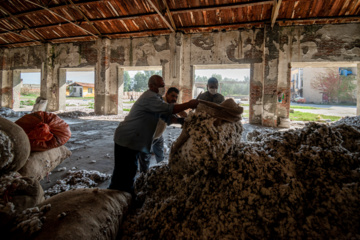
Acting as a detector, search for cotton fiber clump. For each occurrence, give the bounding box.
[121,113,360,239]
[44,170,111,199]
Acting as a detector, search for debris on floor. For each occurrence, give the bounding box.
[121,113,360,239]
[44,170,111,199]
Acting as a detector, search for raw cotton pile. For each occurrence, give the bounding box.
[121,113,360,239]
[44,170,111,199]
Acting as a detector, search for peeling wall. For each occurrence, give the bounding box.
[0,23,359,122]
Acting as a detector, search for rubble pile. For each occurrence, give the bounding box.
[55,111,94,119]
[0,107,29,118]
[44,170,111,199]
[122,114,360,239]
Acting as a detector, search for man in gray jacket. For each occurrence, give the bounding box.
[108,75,198,195]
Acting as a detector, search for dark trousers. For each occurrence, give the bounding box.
[108,143,140,194]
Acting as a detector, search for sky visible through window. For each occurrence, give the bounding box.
[21,69,250,84]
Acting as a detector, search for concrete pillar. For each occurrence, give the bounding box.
[357,63,360,116]
[41,43,58,112]
[249,63,264,124]
[179,33,193,103]
[59,68,67,111]
[12,70,21,109]
[0,70,11,108]
[95,38,118,115]
[0,48,11,108]
[117,67,124,114]
[262,24,280,127]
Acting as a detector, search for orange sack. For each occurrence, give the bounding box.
[15,111,71,152]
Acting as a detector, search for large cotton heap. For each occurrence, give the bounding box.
[122,113,360,239]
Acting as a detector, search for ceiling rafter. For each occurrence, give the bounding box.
[0,26,42,43]
[171,0,274,14]
[271,0,282,27]
[145,0,175,32]
[0,0,102,22]
[24,0,98,38]
[0,12,160,36]
[67,0,103,37]
[0,5,46,42]
[161,0,176,30]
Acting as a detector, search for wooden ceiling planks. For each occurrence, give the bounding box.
[0,0,359,48]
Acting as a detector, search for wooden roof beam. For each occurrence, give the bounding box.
[24,0,98,38]
[0,12,160,36]
[0,0,102,22]
[67,0,103,37]
[171,0,274,14]
[161,0,177,31]
[271,0,282,28]
[146,0,175,32]
[0,26,42,43]
[0,5,46,42]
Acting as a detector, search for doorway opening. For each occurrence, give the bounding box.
[17,69,41,111]
[121,66,162,112]
[63,68,95,111]
[193,64,250,118]
[291,62,358,121]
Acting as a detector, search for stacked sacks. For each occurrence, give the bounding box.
[1,115,132,240]
[0,117,45,236]
[14,111,72,181]
[122,108,360,239]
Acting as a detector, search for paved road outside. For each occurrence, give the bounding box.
[290,103,357,117]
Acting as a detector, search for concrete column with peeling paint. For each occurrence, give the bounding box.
[12,70,21,109]
[41,43,59,112]
[262,25,280,127]
[0,48,11,108]
[95,38,118,115]
[59,68,66,111]
[179,33,193,103]
[357,63,360,116]
[117,66,124,114]
[249,63,264,124]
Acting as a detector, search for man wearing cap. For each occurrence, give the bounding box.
[197,77,225,104]
[108,75,198,195]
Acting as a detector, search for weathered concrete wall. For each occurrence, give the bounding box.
[0,23,359,124]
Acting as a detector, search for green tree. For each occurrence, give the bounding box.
[123,71,132,91]
[311,69,356,103]
[133,70,162,92]
[195,75,208,83]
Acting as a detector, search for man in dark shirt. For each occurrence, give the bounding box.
[197,77,225,104]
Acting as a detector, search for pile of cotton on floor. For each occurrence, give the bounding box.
[44,170,111,199]
[121,113,360,239]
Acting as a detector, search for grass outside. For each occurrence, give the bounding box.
[289,112,341,122]
[123,101,136,104]
[20,93,39,100]
[290,105,321,109]
[66,96,94,100]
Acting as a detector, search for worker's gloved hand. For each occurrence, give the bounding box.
[176,118,185,125]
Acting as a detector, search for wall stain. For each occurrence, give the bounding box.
[192,35,214,50]
[110,46,125,65]
[152,35,170,52]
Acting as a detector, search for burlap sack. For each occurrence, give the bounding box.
[18,146,71,181]
[32,188,131,240]
[0,117,31,175]
[5,175,44,212]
